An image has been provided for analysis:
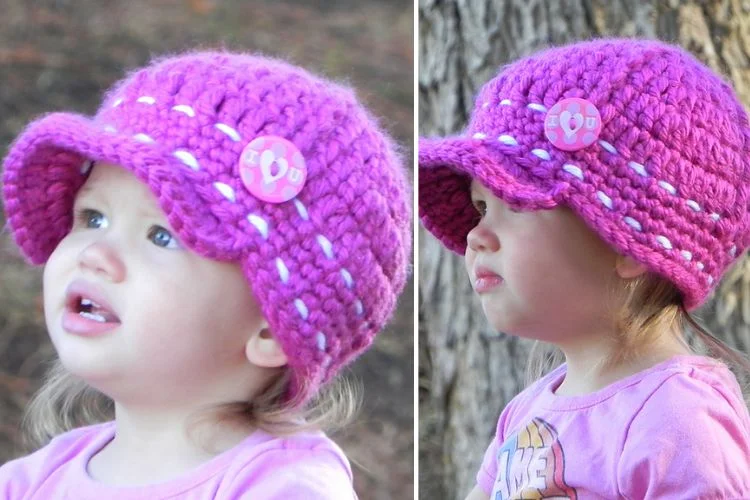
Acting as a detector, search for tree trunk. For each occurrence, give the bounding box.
[418,1,750,498]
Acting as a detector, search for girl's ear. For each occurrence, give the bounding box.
[615,254,648,279]
[245,327,288,368]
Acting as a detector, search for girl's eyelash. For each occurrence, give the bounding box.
[74,207,99,226]
[472,199,487,214]
[147,226,180,249]
[470,199,522,218]
[74,207,84,222]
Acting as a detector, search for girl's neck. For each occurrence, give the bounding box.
[87,403,252,486]
[554,327,692,396]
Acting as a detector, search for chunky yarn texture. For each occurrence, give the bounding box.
[419,39,750,310]
[2,51,412,403]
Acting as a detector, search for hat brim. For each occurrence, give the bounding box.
[419,136,564,254]
[2,112,238,265]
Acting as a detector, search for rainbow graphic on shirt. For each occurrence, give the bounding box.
[491,417,578,500]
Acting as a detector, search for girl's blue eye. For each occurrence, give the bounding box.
[147,226,180,249]
[76,208,109,229]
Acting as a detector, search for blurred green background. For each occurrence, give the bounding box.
[0,1,413,499]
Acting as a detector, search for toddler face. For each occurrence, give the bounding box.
[43,162,268,406]
[465,179,619,343]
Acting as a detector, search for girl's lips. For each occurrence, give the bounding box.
[474,275,504,293]
[473,266,504,293]
[62,309,120,337]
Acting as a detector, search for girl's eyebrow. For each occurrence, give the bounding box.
[73,185,104,207]
[76,185,96,198]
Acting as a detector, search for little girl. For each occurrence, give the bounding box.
[420,39,750,498]
[0,50,411,499]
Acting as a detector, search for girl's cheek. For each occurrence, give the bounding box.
[47,237,73,269]
[464,250,476,274]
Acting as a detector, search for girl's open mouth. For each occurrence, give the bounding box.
[62,281,121,336]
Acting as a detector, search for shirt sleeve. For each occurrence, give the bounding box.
[0,439,66,499]
[226,447,356,500]
[616,371,750,499]
[476,435,499,495]
[0,424,112,499]
[0,456,33,500]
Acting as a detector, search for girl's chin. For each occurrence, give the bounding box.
[482,307,542,340]
[51,340,121,384]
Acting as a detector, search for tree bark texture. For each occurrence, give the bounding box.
[419,1,750,498]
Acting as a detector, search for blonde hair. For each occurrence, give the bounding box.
[22,359,361,453]
[526,272,750,401]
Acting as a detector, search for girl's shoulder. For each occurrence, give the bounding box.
[233,429,350,467]
[2,421,113,467]
[219,429,355,499]
[617,356,750,497]
[634,354,748,421]
[0,422,114,497]
[633,354,749,428]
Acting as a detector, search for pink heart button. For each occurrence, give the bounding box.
[239,136,307,203]
[544,97,602,151]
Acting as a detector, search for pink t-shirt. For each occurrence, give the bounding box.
[0,422,355,499]
[477,355,750,499]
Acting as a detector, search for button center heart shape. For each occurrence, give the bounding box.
[260,150,289,185]
[560,110,584,137]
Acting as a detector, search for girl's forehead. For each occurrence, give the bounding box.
[78,162,143,196]
[469,178,486,193]
[76,162,163,217]
[469,178,496,199]
[84,161,131,182]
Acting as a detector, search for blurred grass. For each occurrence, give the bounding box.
[0,1,413,499]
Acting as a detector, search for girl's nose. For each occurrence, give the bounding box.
[466,223,500,253]
[77,241,126,282]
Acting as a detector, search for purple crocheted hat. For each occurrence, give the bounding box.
[2,51,412,403]
[420,39,750,311]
